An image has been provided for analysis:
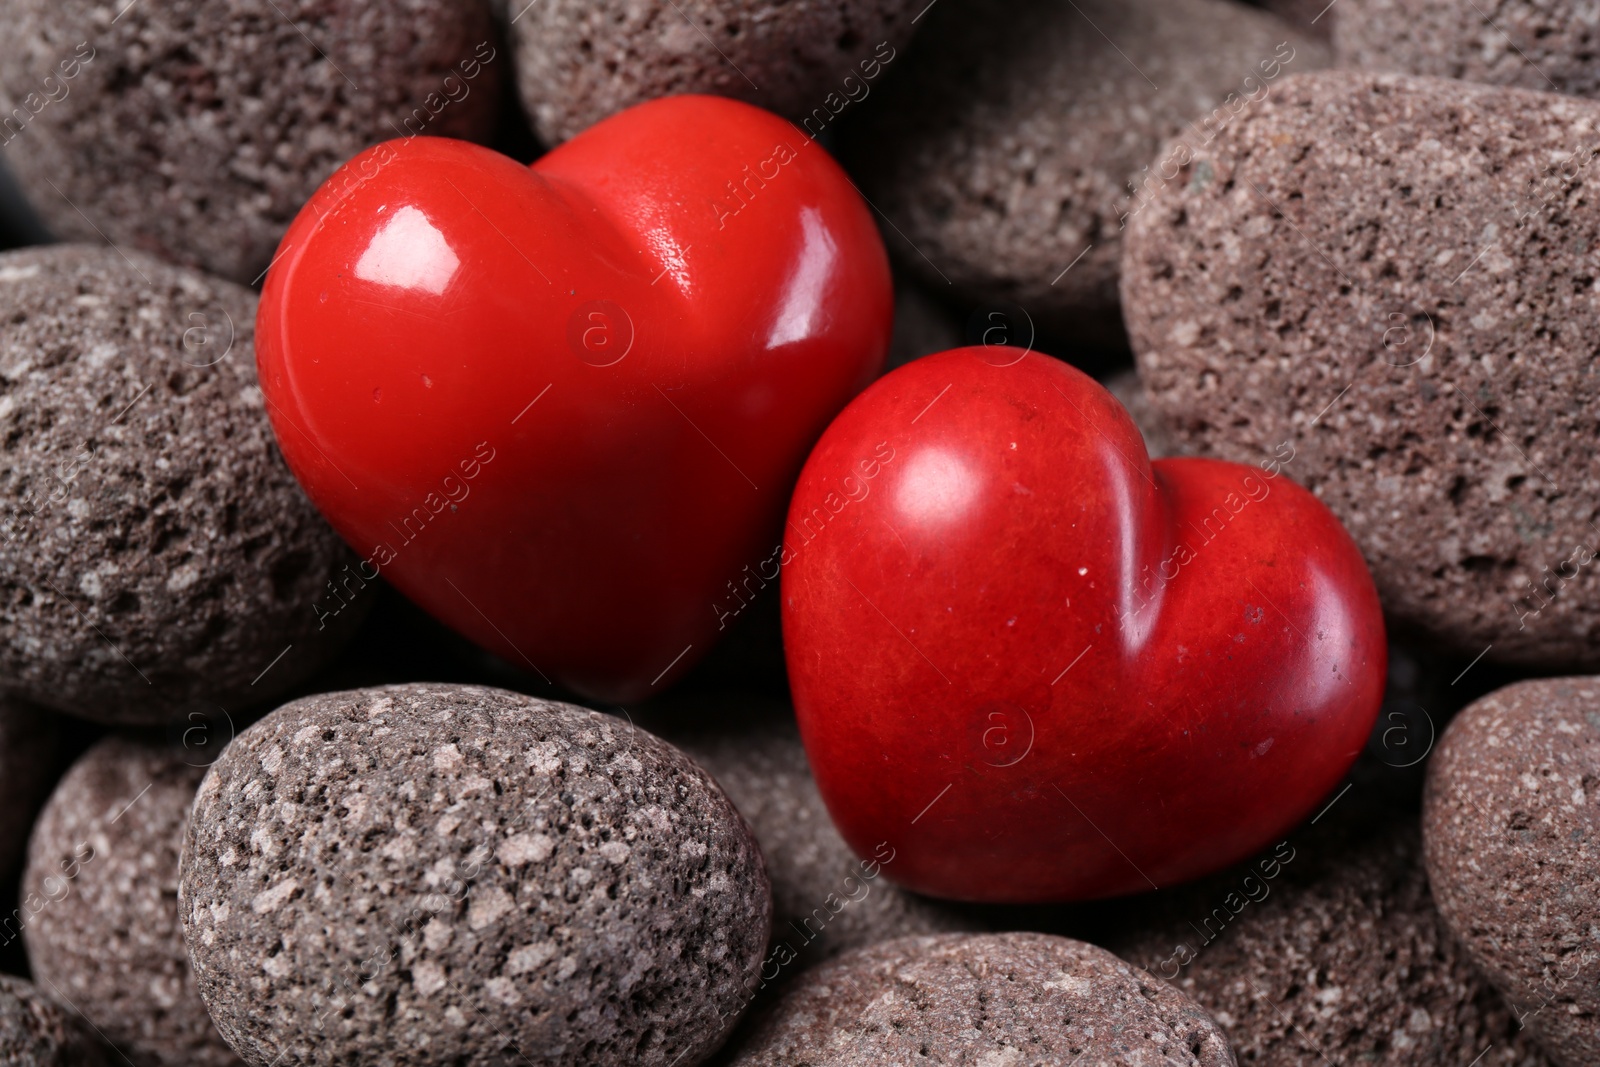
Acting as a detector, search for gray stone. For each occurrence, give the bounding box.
[1336,0,1600,100]
[0,972,111,1066]
[23,736,239,1067]
[0,245,361,724]
[1122,70,1600,667]
[1115,824,1552,1067]
[180,683,772,1067]
[725,931,1235,1066]
[1424,678,1600,1067]
[0,0,500,283]
[844,0,1328,340]
[509,0,922,145]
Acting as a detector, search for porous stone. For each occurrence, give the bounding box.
[0,972,111,1066]
[0,246,360,724]
[725,931,1235,1066]
[180,683,771,1067]
[1122,71,1600,667]
[843,0,1328,340]
[0,0,500,284]
[1336,0,1600,99]
[1115,823,1552,1067]
[1424,678,1600,1067]
[509,0,922,145]
[0,695,57,881]
[650,698,977,982]
[23,736,238,1067]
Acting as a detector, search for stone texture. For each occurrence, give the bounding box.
[648,697,977,983]
[0,245,361,724]
[1424,678,1600,1067]
[180,683,771,1067]
[844,0,1328,340]
[725,931,1235,1066]
[23,736,239,1067]
[1336,0,1600,100]
[0,972,111,1066]
[1115,822,1553,1067]
[1122,70,1600,667]
[509,0,922,145]
[0,0,500,284]
[0,694,57,881]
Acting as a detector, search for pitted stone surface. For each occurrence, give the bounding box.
[180,683,772,1067]
[0,245,358,724]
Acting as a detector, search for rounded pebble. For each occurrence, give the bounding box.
[23,736,239,1067]
[0,972,111,1066]
[725,931,1235,1066]
[843,0,1328,340]
[180,683,771,1067]
[1122,70,1600,667]
[0,0,500,284]
[509,0,922,145]
[1336,0,1600,99]
[0,245,360,725]
[1424,678,1600,1067]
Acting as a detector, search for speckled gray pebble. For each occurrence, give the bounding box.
[1115,824,1552,1067]
[652,698,977,979]
[1424,678,1600,1067]
[180,683,771,1067]
[0,0,500,284]
[0,695,57,881]
[1247,0,1334,37]
[23,737,238,1067]
[1336,0,1600,99]
[509,0,922,145]
[0,972,111,1066]
[844,0,1328,340]
[1122,71,1600,667]
[0,245,360,724]
[725,931,1235,1066]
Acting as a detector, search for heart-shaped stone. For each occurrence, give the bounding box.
[257,96,891,701]
[782,348,1386,902]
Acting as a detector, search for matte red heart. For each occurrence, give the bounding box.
[257,96,891,701]
[782,348,1385,902]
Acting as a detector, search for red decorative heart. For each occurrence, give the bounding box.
[257,96,891,701]
[783,348,1385,902]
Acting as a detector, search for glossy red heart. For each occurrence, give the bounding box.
[257,96,891,701]
[782,348,1385,902]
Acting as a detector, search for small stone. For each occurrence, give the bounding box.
[509,0,922,145]
[0,245,360,724]
[0,972,112,1066]
[1424,678,1600,1067]
[0,0,500,284]
[1122,70,1600,667]
[180,683,771,1067]
[844,0,1328,340]
[1336,0,1600,100]
[22,736,238,1067]
[1114,822,1551,1066]
[725,931,1235,1065]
